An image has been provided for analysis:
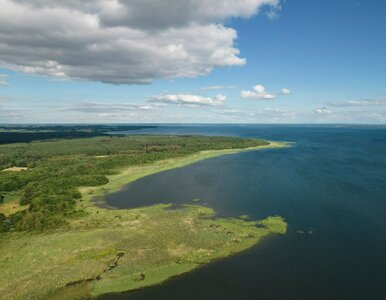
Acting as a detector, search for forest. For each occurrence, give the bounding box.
[0,125,156,144]
[0,134,267,232]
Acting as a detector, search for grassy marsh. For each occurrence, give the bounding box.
[0,137,289,299]
[0,204,286,299]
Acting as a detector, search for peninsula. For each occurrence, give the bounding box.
[0,134,288,299]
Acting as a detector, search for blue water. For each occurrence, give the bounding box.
[101,125,386,300]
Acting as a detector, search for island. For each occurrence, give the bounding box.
[0,133,288,299]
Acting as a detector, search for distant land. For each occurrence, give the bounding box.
[0,125,157,144]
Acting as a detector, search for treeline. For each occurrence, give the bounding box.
[0,125,156,144]
[0,135,267,232]
[0,131,102,145]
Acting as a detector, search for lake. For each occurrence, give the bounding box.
[100,125,386,300]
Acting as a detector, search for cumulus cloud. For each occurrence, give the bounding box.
[328,99,386,107]
[149,94,226,106]
[0,0,279,84]
[241,84,276,99]
[281,88,291,95]
[313,107,332,115]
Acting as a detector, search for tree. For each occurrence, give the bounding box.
[0,194,4,204]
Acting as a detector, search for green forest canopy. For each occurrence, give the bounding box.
[0,135,267,232]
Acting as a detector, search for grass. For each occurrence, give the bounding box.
[0,205,287,299]
[0,192,28,216]
[0,140,289,299]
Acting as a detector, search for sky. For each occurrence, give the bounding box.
[0,0,385,124]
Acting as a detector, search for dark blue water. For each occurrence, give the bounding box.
[102,125,386,300]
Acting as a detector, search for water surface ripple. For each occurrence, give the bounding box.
[101,125,386,300]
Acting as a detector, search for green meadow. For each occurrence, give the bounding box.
[0,135,288,299]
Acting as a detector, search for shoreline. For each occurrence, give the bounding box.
[72,140,290,298]
[82,140,290,209]
[0,140,290,299]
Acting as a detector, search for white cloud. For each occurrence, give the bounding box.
[0,0,279,84]
[201,85,236,90]
[309,109,386,123]
[329,99,386,107]
[222,108,239,114]
[10,0,280,28]
[313,107,332,115]
[266,3,281,20]
[64,102,157,113]
[149,93,226,106]
[241,84,276,99]
[263,108,296,117]
[281,88,291,95]
[359,111,386,122]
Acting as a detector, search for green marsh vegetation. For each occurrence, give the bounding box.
[0,134,288,299]
[0,134,271,231]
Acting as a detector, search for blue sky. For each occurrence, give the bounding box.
[0,0,385,123]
